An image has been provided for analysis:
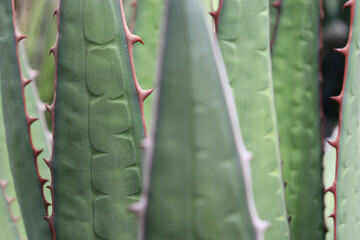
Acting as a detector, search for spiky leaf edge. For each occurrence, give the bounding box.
[325,1,356,240]
[45,0,152,238]
[9,0,51,229]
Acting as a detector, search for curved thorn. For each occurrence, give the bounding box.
[327,139,338,148]
[330,95,342,104]
[334,47,348,56]
[343,0,354,9]
[23,79,32,87]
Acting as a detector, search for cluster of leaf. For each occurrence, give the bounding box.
[0,0,358,240]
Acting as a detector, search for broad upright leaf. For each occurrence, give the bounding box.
[51,0,145,239]
[133,0,268,239]
[271,0,323,238]
[328,0,360,239]
[217,0,289,239]
[0,28,53,240]
[0,1,52,240]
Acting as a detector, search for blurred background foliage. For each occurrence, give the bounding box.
[14,0,136,128]
[13,0,350,136]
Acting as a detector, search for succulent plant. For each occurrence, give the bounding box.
[0,0,356,239]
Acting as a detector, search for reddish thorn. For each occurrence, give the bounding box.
[271,0,281,9]
[49,47,56,56]
[7,197,15,204]
[45,104,54,115]
[23,79,32,86]
[330,95,342,104]
[131,34,144,45]
[13,216,20,222]
[344,0,354,9]
[329,212,336,219]
[33,148,43,157]
[324,184,336,194]
[43,158,52,168]
[131,0,137,7]
[53,9,58,17]
[140,88,153,101]
[28,117,38,125]
[284,181,287,188]
[209,11,216,18]
[46,185,53,191]
[39,177,49,186]
[16,34,27,42]
[327,139,338,148]
[0,180,9,187]
[334,47,347,56]
[45,202,51,209]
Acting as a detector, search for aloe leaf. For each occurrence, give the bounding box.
[271,0,323,238]
[0,33,53,240]
[327,1,360,239]
[217,1,289,239]
[50,0,146,239]
[0,1,52,240]
[19,44,53,216]
[132,0,268,239]
[133,0,163,133]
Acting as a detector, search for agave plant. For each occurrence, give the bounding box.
[0,0,357,239]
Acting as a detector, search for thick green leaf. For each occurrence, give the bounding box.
[335,1,360,239]
[217,1,289,239]
[0,34,52,240]
[0,1,52,240]
[19,44,53,215]
[271,0,323,238]
[137,0,267,239]
[53,0,145,239]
